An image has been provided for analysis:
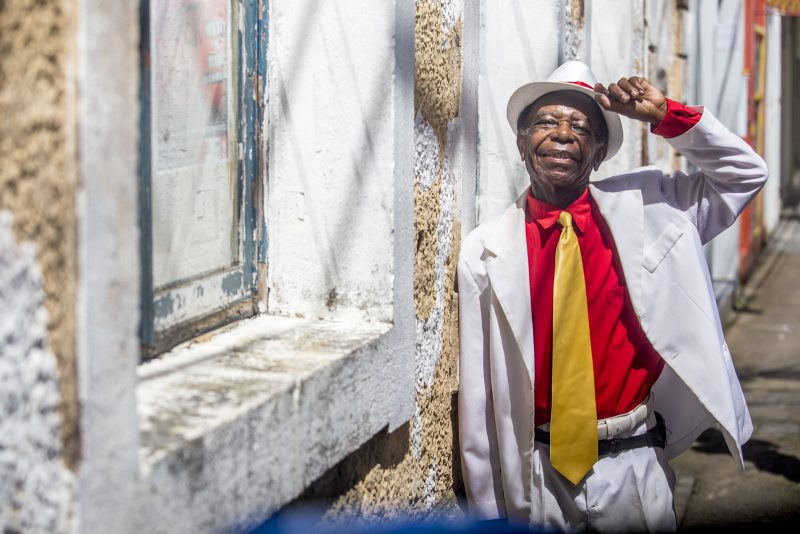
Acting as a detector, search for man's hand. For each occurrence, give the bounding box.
[594,76,667,126]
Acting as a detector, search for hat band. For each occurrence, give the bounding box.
[566,81,594,90]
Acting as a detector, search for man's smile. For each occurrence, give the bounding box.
[539,149,579,164]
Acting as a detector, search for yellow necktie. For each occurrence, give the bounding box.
[550,210,598,485]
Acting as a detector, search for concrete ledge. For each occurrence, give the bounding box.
[135,314,409,533]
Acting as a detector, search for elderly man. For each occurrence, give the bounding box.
[457,60,767,531]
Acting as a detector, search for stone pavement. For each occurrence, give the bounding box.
[670,215,800,529]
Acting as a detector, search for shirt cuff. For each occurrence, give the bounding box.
[650,98,702,138]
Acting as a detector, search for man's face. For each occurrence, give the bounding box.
[516,91,607,192]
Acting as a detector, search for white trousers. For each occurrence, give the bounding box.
[528,412,677,532]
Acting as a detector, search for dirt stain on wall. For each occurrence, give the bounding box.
[0,0,80,468]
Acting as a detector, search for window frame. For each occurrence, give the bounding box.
[138,0,264,359]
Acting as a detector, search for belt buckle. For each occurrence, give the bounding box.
[603,437,622,455]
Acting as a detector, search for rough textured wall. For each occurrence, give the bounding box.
[296,0,466,522]
[0,0,79,529]
[590,0,646,178]
[0,215,76,531]
[644,0,686,171]
[562,0,587,61]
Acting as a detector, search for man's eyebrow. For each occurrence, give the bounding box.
[533,110,593,123]
[533,110,562,120]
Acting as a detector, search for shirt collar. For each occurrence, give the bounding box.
[526,188,592,233]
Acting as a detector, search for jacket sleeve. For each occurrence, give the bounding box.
[457,255,506,520]
[660,107,768,244]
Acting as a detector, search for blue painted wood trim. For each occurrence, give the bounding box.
[241,0,259,291]
[138,0,155,347]
[257,0,269,264]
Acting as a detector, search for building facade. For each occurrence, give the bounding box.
[0,1,795,532]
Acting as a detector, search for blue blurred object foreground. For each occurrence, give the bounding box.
[249,503,548,534]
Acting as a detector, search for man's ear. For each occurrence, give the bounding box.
[592,143,607,171]
[516,134,526,161]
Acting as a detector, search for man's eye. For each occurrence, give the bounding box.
[535,120,556,128]
[572,124,590,134]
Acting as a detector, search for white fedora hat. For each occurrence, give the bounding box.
[506,60,623,162]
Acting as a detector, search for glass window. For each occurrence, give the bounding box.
[139,0,262,358]
[151,0,238,287]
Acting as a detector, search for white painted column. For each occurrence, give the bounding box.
[707,0,747,306]
[461,0,480,235]
[76,1,141,532]
[763,8,783,235]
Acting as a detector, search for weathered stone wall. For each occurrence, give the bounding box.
[590,0,647,178]
[296,0,466,522]
[0,0,79,530]
[645,0,688,171]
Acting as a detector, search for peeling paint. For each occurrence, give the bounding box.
[221,270,244,296]
[562,0,586,61]
[424,460,438,511]
[414,116,441,191]
[414,117,456,398]
[0,212,75,532]
[411,404,424,459]
[439,0,462,40]
[154,293,175,319]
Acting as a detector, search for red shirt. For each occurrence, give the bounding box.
[526,99,701,425]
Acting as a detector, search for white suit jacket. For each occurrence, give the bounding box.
[457,108,768,522]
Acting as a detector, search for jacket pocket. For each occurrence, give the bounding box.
[643,222,685,273]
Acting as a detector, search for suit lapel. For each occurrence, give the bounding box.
[484,191,534,382]
[589,181,645,314]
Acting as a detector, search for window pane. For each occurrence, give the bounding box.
[150,0,238,289]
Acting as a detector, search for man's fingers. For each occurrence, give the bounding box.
[629,77,646,99]
[595,75,666,123]
[637,76,653,90]
[607,82,631,104]
[617,77,640,100]
[594,83,614,110]
[594,82,608,95]
[594,92,612,110]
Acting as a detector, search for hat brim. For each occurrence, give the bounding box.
[506,81,623,162]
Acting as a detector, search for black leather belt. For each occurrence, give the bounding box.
[534,412,667,456]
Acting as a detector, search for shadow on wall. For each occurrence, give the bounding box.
[251,391,467,531]
[273,0,411,298]
[291,422,411,507]
[451,390,466,500]
[279,390,467,511]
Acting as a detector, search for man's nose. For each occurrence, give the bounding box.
[553,120,574,142]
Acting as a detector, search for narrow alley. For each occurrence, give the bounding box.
[673,209,800,528]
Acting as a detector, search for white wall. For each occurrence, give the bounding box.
[590,0,646,179]
[764,8,783,235]
[706,0,747,302]
[268,0,399,321]
[644,0,683,174]
[477,0,561,222]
